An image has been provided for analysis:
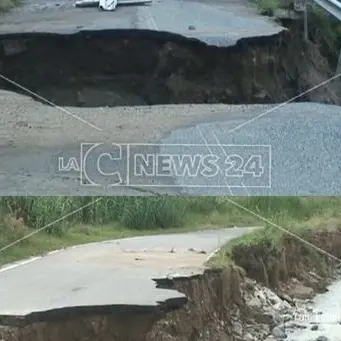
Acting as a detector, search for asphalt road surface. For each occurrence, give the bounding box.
[161,102,341,196]
[1,92,341,195]
[0,227,258,321]
[0,0,283,47]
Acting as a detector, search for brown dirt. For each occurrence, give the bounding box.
[230,222,341,292]
[0,22,340,108]
[147,268,246,341]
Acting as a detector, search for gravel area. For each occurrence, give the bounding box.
[1,90,341,195]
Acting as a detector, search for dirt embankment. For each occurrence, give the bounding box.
[0,20,340,107]
[148,226,341,341]
[2,226,341,341]
[230,225,341,291]
[147,225,341,341]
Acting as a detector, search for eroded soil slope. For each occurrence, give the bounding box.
[0,21,340,107]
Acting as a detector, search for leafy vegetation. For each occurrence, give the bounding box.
[1,197,341,267]
[309,4,341,68]
[208,197,341,285]
[250,0,341,68]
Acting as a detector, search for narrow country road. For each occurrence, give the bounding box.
[0,227,258,321]
[1,97,341,195]
[0,0,283,46]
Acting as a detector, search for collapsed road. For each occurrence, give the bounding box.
[0,0,341,195]
[0,227,258,324]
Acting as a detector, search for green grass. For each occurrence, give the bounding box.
[209,197,341,267]
[208,197,341,271]
[0,196,256,266]
[1,197,341,268]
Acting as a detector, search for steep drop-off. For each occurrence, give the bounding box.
[0,21,340,107]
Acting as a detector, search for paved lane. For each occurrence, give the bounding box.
[0,0,284,47]
[160,102,341,195]
[0,227,258,320]
[1,97,341,195]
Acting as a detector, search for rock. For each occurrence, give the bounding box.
[289,283,314,299]
[308,271,322,281]
[274,300,292,314]
[247,296,263,308]
[256,323,270,335]
[243,333,254,341]
[285,322,307,329]
[264,337,277,341]
[316,337,329,341]
[311,324,318,330]
[218,333,233,341]
[253,312,275,325]
[232,322,243,336]
[277,292,294,305]
[282,313,293,322]
[271,326,287,339]
[15,120,31,128]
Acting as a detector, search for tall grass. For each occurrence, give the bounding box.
[1,197,340,235]
[1,196,341,266]
[0,197,191,234]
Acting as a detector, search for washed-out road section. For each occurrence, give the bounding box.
[0,227,258,323]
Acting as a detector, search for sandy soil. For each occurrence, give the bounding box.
[0,90,245,195]
[0,90,234,149]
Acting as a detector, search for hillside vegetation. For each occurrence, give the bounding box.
[1,197,341,266]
